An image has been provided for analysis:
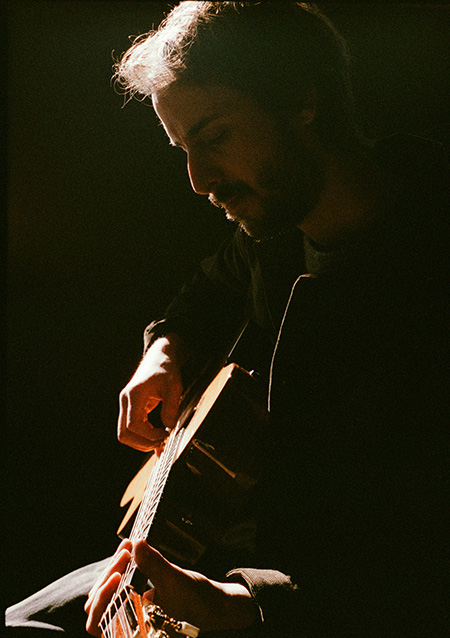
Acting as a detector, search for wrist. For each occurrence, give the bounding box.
[216,581,261,630]
[150,333,190,367]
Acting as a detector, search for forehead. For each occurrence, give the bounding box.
[152,82,257,146]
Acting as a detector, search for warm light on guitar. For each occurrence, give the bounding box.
[100,585,199,638]
[100,364,268,638]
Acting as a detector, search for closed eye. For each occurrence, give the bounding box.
[201,128,228,149]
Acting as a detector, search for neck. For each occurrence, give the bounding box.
[299,148,401,250]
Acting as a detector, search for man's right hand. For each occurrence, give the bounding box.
[85,538,259,637]
[117,335,187,451]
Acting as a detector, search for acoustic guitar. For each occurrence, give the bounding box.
[99,363,269,638]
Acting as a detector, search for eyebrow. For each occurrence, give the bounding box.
[188,115,217,139]
[169,114,218,148]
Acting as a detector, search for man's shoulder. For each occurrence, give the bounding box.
[373,133,449,186]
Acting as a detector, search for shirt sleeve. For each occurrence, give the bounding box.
[142,230,258,378]
[225,568,299,638]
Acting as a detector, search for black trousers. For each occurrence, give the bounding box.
[5,558,110,637]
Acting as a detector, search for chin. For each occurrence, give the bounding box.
[226,210,264,240]
[225,201,268,239]
[231,215,291,242]
[226,197,307,241]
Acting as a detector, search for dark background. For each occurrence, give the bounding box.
[6,1,449,609]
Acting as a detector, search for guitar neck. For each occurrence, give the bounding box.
[102,363,268,638]
[129,424,185,580]
[100,426,185,635]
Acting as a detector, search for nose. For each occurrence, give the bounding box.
[187,150,220,195]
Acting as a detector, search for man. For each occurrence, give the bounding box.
[7,2,449,636]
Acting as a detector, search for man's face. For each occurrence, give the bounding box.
[153,83,324,240]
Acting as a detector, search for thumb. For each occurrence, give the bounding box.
[133,540,176,588]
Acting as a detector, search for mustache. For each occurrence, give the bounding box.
[209,182,252,208]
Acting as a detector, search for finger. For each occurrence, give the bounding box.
[133,540,167,586]
[160,380,183,430]
[85,554,130,616]
[118,392,166,451]
[86,571,122,637]
[132,542,205,629]
[85,542,132,613]
[133,540,179,590]
[125,388,167,441]
[118,427,166,452]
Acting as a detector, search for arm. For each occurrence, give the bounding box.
[119,230,256,451]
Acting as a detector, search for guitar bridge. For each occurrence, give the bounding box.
[142,602,199,638]
[100,589,199,638]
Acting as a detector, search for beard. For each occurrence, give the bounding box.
[209,126,325,241]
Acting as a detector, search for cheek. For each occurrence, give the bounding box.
[261,141,321,196]
[226,124,283,187]
[254,151,295,195]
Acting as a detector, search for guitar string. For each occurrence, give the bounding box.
[130,426,181,546]
[100,595,114,638]
[100,601,113,638]
[103,386,201,638]
[124,587,139,632]
[101,425,183,637]
[108,595,119,638]
[122,435,180,587]
[101,375,212,637]
[101,437,167,638]
[100,374,238,638]
[123,429,177,582]
[125,428,179,577]
[117,591,134,638]
[102,583,138,638]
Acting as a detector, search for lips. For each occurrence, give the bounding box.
[210,182,251,210]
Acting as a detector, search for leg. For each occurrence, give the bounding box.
[5,558,111,637]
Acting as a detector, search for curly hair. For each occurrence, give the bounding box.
[115,2,363,150]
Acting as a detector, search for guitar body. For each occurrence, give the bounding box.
[118,363,269,568]
[101,364,269,637]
